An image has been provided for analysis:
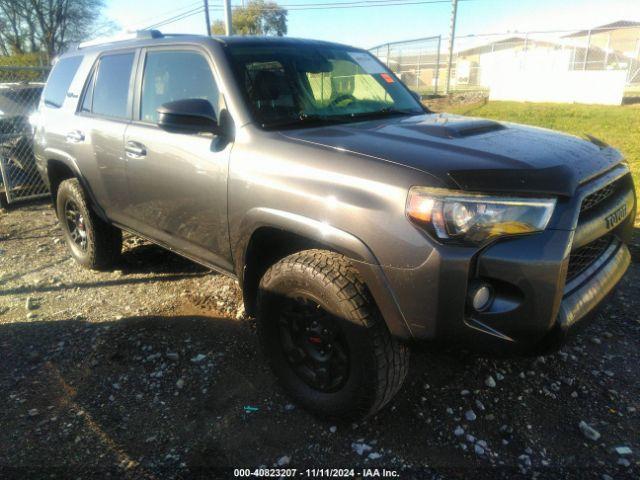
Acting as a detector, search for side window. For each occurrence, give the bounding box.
[43,56,83,108]
[140,50,220,123]
[243,61,296,121]
[92,52,135,119]
[80,67,96,113]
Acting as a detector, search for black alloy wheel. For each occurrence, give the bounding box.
[64,199,88,251]
[278,296,350,393]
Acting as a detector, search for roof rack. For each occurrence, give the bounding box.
[77,30,163,49]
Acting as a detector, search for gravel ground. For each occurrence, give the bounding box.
[0,202,639,479]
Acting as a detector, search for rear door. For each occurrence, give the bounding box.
[123,46,233,270]
[74,50,137,223]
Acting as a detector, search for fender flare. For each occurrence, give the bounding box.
[44,150,109,222]
[236,208,413,339]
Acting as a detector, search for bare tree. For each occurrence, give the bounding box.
[0,0,27,54]
[0,0,115,59]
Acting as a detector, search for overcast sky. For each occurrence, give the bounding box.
[105,0,640,48]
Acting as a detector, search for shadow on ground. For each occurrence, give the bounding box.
[117,242,208,276]
[2,304,638,479]
[0,313,459,477]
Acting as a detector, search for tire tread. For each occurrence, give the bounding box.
[259,249,409,418]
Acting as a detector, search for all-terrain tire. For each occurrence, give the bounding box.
[257,249,409,419]
[56,178,122,270]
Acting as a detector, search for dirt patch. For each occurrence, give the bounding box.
[1,202,639,479]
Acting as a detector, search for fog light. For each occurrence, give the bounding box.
[470,284,493,311]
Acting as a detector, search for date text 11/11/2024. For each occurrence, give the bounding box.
[233,468,400,477]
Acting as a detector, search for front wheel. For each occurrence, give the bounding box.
[257,249,409,419]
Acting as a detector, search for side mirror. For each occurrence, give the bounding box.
[157,98,219,134]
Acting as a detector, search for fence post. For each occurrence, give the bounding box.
[630,38,640,83]
[445,0,459,95]
[434,35,441,95]
[386,43,391,67]
[604,31,611,68]
[416,46,421,91]
[583,29,591,71]
[0,153,11,203]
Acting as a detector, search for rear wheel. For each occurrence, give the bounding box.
[56,178,122,270]
[257,249,409,419]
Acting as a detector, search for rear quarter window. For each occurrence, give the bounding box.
[43,56,83,108]
[91,53,135,119]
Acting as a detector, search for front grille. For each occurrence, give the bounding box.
[580,179,621,213]
[566,234,613,282]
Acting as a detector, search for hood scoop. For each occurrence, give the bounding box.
[448,165,578,197]
[406,119,506,139]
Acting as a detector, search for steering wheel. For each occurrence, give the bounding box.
[328,94,357,108]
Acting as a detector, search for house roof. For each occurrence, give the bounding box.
[563,20,640,38]
[457,36,559,56]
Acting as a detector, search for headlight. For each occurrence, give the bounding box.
[406,187,556,245]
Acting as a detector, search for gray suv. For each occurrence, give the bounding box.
[34,31,636,419]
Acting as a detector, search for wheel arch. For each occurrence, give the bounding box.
[236,208,412,339]
[46,158,108,222]
[47,159,76,205]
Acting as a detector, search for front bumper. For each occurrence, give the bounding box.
[379,166,635,353]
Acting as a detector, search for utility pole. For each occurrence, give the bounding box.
[203,0,211,36]
[445,0,458,95]
[224,0,233,35]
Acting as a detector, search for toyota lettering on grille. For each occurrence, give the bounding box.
[605,204,627,229]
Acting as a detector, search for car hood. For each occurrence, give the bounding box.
[279,113,623,197]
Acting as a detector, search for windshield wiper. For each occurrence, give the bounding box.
[342,107,421,120]
[262,113,343,130]
[262,108,421,130]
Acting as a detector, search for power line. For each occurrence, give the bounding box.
[144,6,205,30]
[129,1,204,29]
[216,0,469,12]
[150,7,205,29]
[142,0,471,30]
[275,0,451,6]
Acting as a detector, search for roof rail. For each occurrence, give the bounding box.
[77,30,163,49]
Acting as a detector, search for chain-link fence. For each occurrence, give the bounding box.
[370,24,640,102]
[0,65,50,207]
[370,35,443,96]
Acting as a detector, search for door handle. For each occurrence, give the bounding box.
[66,130,85,143]
[125,141,147,159]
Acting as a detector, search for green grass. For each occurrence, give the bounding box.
[625,84,640,96]
[444,101,640,197]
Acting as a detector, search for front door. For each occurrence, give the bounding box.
[123,47,232,270]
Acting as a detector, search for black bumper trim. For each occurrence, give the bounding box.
[558,240,630,330]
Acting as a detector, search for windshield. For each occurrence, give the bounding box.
[224,44,425,129]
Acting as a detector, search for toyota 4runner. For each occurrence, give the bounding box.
[33,31,636,419]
